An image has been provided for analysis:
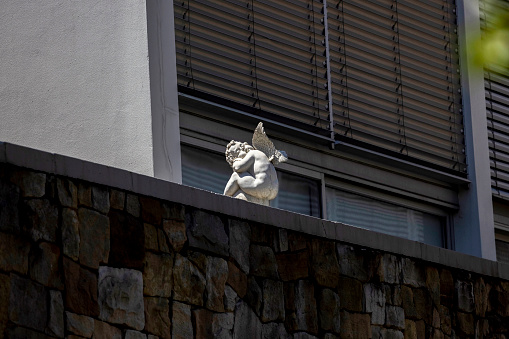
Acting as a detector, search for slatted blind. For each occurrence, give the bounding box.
[480,0,509,197]
[175,0,465,173]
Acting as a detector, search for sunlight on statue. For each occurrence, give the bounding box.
[224,122,288,206]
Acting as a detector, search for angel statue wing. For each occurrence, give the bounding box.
[252,122,288,165]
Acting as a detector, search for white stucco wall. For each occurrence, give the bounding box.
[0,0,154,176]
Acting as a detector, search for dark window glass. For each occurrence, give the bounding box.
[270,171,321,218]
[496,239,509,264]
[326,187,444,247]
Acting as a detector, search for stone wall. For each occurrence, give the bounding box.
[1,153,509,338]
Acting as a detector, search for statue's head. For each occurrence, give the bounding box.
[225,140,253,167]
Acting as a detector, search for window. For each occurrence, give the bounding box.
[496,237,509,264]
[175,0,465,249]
[326,187,445,247]
[175,0,464,174]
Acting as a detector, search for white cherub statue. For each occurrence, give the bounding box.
[223,122,288,206]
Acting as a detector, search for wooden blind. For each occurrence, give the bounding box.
[480,0,509,197]
[175,0,465,174]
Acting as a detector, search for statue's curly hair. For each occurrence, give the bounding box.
[225,140,251,167]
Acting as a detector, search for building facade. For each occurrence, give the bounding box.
[1,0,508,262]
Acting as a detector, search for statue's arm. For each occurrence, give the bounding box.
[232,153,255,173]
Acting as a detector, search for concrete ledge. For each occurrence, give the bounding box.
[2,142,508,279]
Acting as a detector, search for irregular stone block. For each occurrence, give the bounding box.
[144,297,171,339]
[378,328,404,339]
[425,266,440,307]
[278,229,288,252]
[29,242,63,289]
[195,309,233,339]
[456,280,474,313]
[194,308,213,339]
[337,244,372,282]
[227,261,247,298]
[310,238,340,288]
[413,288,432,324]
[378,254,401,284]
[23,199,58,242]
[318,288,340,333]
[250,223,275,244]
[224,285,238,312]
[110,189,125,210]
[288,231,307,251]
[474,277,490,317]
[163,219,187,252]
[400,285,417,319]
[286,280,318,334]
[173,253,205,306]
[404,319,417,339]
[125,330,148,339]
[402,258,425,288]
[158,228,170,253]
[172,302,193,339]
[245,276,262,316]
[262,279,285,322]
[78,183,93,207]
[229,219,251,273]
[0,181,20,234]
[339,311,370,339]
[337,276,363,312]
[5,326,54,339]
[262,322,290,339]
[233,300,262,339]
[92,186,110,214]
[93,320,122,339]
[250,244,278,279]
[415,320,426,339]
[126,194,141,217]
[188,251,208,274]
[143,252,174,297]
[108,209,144,269]
[144,223,159,251]
[456,312,474,336]
[385,285,402,306]
[476,318,490,339]
[9,274,47,332]
[490,281,509,317]
[0,273,10,336]
[79,207,110,269]
[162,202,185,221]
[206,256,229,312]
[385,305,405,329]
[139,196,162,225]
[46,290,64,338]
[0,232,30,274]
[213,312,234,339]
[61,208,80,261]
[63,258,99,317]
[363,283,386,325]
[432,307,440,329]
[98,266,145,330]
[438,305,451,335]
[10,170,46,197]
[66,312,95,338]
[187,210,229,257]
[57,178,77,208]
[276,251,308,281]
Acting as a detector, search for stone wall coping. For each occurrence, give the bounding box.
[2,141,508,280]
